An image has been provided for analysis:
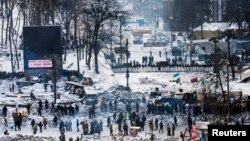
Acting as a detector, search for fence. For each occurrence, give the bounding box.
[112,66,213,73]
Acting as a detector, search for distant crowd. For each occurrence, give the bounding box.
[0,71,24,79]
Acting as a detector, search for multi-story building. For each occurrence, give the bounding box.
[161,0,227,24]
[211,0,227,22]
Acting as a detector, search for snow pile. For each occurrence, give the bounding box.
[194,22,218,31]
[0,135,57,141]
[194,22,239,32]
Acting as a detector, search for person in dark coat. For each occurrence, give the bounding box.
[33,124,38,134]
[31,119,35,130]
[114,99,118,111]
[45,99,49,109]
[53,115,58,126]
[110,125,113,136]
[155,118,158,130]
[75,105,79,115]
[2,105,7,117]
[38,121,43,133]
[159,121,163,133]
[167,123,171,136]
[141,114,146,131]
[59,131,66,141]
[107,116,111,127]
[43,118,48,129]
[38,107,42,116]
[76,119,80,132]
[174,115,177,126]
[26,103,31,114]
[123,122,128,136]
[30,90,36,100]
[12,83,14,92]
[59,121,65,132]
[136,102,140,113]
[187,116,192,131]
[172,123,175,136]
[39,100,43,109]
[113,112,117,121]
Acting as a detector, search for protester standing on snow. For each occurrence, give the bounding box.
[2,105,7,117]
[172,123,175,136]
[43,118,48,129]
[31,119,35,130]
[159,121,163,133]
[33,124,38,135]
[76,119,79,132]
[38,121,43,133]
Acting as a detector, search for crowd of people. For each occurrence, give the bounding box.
[2,91,247,141]
[3,79,248,141]
[0,71,24,79]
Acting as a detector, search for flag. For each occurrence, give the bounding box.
[67,63,73,69]
[191,77,198,83]
[196,132,201,140]
[203,79,209,84]
[173,73,180,78]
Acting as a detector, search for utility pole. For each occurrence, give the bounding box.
[53,57,57,104]
[226,31,231,122]
[189,26,193,65]
[119,14,123,65]
[126,38,129,90]
[227,33,231,84]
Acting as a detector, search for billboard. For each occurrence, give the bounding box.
[23,26,62,54]
[28,60,52,68]
[23,26,62,78]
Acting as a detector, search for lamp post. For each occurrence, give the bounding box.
[118,13,123,65]
[189,25,193,65]
[126,38,129,90]
[225,31,232,122]
[53,57,57,104]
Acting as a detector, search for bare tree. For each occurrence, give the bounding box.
[82,0,119,73]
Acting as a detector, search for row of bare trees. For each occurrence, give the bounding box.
[0,0,120,74]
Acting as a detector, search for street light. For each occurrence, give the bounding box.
[224,30,233,122]
[189,25,193,65]
[118,13,123,65]
[53,57,57,104]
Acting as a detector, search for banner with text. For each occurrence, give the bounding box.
[28,60,53,68]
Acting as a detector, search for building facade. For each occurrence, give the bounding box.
[211,0,227,22]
